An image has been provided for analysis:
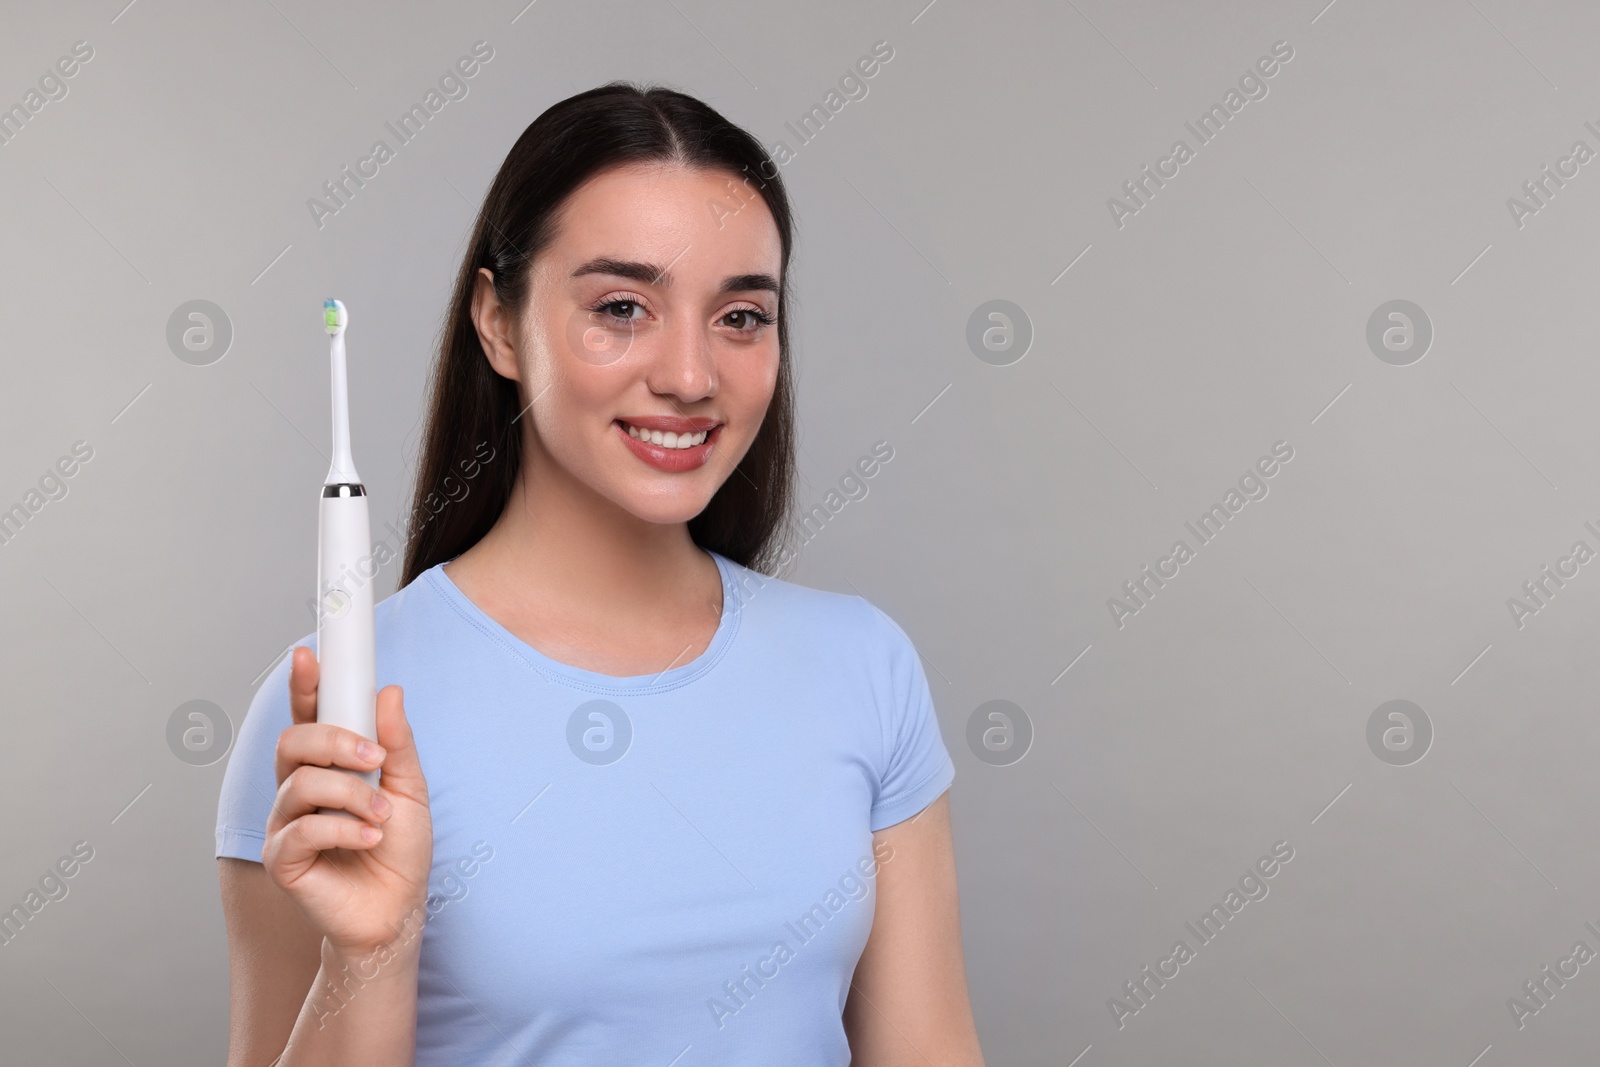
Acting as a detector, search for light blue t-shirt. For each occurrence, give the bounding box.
[215,549,955,1066]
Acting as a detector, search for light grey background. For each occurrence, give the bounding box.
[3,0,1597,1063]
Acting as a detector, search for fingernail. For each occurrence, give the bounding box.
[371,792,392,818]
[357,741,385,763]
[361,825,382,843]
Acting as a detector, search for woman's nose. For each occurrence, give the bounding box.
[646,316,716,401]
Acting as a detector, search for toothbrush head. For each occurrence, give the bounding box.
[324,298,347,335]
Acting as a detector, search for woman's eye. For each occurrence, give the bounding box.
[596,299,643,322]
[722,307,774,331]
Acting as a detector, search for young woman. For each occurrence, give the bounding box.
[216,82,985,1066]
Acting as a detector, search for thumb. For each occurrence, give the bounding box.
[374,685,426,798]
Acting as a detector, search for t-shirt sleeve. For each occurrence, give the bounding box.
[215,646,299,863]
[862,601,956,831]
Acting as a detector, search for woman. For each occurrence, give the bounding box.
[216,81,985,1066]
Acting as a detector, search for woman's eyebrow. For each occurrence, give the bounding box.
[721,272,779,294]
[571,257,778,294]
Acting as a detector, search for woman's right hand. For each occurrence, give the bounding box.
[262,646,434,957]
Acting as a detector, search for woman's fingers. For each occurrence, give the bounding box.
[274,721,386,788]
[372,686,426,798]
[288,646,319,724]
[267,762,392,834]
[263,811,384,882]
[259,679,432,959]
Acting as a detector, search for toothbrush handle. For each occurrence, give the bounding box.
[316,487,381,800]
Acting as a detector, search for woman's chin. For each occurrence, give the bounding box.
[604,482,718,527]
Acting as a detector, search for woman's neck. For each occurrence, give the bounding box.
[440,438,724,672]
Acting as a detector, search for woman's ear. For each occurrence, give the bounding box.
[471,267,521,381]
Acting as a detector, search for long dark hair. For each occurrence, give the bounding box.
[400,81,797,587]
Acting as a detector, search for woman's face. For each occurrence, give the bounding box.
[475,161,782,527]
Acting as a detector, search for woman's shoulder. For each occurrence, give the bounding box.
[267,565,449,663]
[716,553,916,657]
[370,561,498,654]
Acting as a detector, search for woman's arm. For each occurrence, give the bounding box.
[219,857,320,1064]
[219,652,433,1066]
[844,791,986,1066]
[220,858,425,1067]
[220,856,425,1066]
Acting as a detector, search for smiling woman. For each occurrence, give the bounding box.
[216,81,985,1067]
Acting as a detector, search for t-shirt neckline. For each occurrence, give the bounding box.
[423,550,742,695]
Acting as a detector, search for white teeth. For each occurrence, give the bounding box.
[624,423,709,449]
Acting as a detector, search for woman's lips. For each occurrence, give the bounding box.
[614,420,720,472]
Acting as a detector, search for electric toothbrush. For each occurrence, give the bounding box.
[316,298,380,798]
